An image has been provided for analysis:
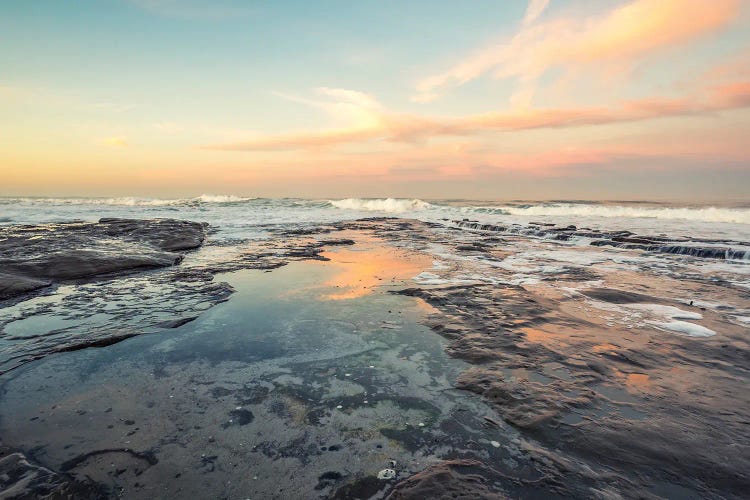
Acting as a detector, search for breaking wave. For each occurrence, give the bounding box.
[2,195,255,207]
[490,204,750,224]
[329,198,432,213]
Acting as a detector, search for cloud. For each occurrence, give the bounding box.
[274,87,384,129]
[103,136,128,147]
[522,0,550,26]
[205,80,750,152]
[414,0,740,104]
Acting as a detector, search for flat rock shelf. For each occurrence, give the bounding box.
[1,217,748,499]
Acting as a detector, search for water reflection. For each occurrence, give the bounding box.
[305,239,430,300]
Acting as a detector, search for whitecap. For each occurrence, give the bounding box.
[493,204,750,224]
[329,198,432,213]
[650,321,716,337]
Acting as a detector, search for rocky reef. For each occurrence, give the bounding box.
[0,218,208,300]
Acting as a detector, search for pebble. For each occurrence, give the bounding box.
[377,468,397,480]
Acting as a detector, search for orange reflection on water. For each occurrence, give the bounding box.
[521,327,548,343]
[626,373,651,389]
[592,343,619,353]
[320,243,430,300]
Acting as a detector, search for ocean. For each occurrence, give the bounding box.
[3,195,750,244]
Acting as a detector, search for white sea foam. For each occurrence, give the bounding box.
[650,321,716,337]
[193,194,252,203]
[330,198,432,213]
[628,304,703,320]
[491,204,750,224]
[3,194,254,206]
[412,272,448,285]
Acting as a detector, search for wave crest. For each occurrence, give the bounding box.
[329,198,432,213]
[492,204,750,224]
[3,195,255,207]
[194,194,252,203]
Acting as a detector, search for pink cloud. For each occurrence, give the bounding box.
[205,80,750,152]
[414,0,741,104]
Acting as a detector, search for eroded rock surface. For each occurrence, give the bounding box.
[0,446,106,499]
[0,218,208,299]
[380,218,750,498]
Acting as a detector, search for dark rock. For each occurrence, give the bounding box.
[0,447,108,499]
[0,218,207,300]
[582,288,664,304]
[0,272,51,298]
[319,239,356,246]
[315,471,344,490]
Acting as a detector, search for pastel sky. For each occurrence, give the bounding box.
[2,0,749,200]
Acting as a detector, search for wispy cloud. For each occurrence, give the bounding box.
[522,0,550,26]
[273,87,385,129]
[205,79,750,152]
[414,0,741,105]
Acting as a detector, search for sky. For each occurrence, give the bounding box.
[1,0,749,200]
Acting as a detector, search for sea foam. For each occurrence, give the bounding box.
[651,321,716,337]
[329,198,432,213]
[494,204,750,224]
[4,194,254,207]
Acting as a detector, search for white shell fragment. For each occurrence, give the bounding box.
[377,468,397,480]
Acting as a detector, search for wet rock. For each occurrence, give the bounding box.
[453,218,750,261]
[59,448,158,472]
[331,475,385,499]
[315,471,344,490]
[0,218,207,299]
[227,408,254,426]
[157,316,199,329]
[319,238,355,246]
[2,249,183,281]
[0,272,51,298]
[0,447,107,499]
[582,288,664,304]
[386,460,506,499]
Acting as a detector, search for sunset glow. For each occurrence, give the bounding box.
[2,0,749,199]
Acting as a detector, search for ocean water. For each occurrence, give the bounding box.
[2,196,750,244]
